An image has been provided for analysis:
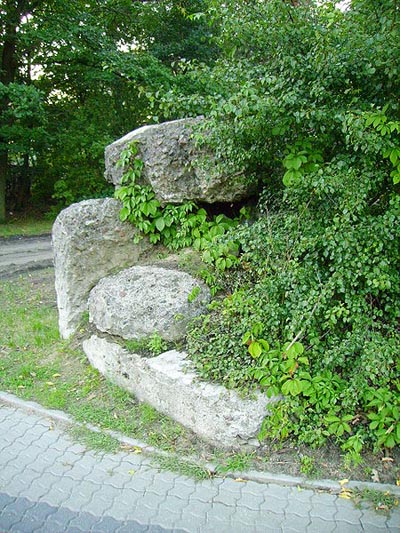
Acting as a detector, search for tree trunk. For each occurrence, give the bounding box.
[0,153,7,223]
[0,1,26,221]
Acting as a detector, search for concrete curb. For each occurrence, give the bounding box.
[1,390,399,497]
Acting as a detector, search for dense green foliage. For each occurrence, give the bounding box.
[146,0,400,459]
[114,141,244,271]
[2,0,399,460]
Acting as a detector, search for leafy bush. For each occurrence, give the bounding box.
[123,0,400,457]
[187,154,399,456]
[114,142,245,267]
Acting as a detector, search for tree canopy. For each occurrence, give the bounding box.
[0,0,215,221]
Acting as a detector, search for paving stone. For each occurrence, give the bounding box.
[58,526,86,533]
[92,481,126,507]
[2,496,36,516]
[44,474,77,500]
[309,503,337,521]
[334,503,363,525]
[263,483,293,501]
[2,450,38,472]
[21,443,47,464]
[226,525,267,533]
[11,517,47,532]
[0,511,22,531]
[142,491,167,513]
[306,517,337,532]
[287,486,314,503]
[0,440,28,461]
[173,515,207,532]
[115,522,149,533]
[68,510,101,530]
[128,476,159,494]
[361,508,395,530]
[161,494,191,515]
[123,503,158,525]
[104,471,133,489]
[0,401,398,533]
[150,508,182,530]
[48,506,77,527]
[333,520,365,532]
[190,483,219,503]
[236,489,265,511]
[227,506,267,528]
[0,492,16,507]
[281,512,310,531]
[92,514,122,533]
[146,475,175,497]
[106,498,139,521]
[62,481,101,512]
[28,500,58,522]
[385,511,400,530]
[285,496,312,518]
[259,494,289,514]
[186,500,216,520]
[168,481,196,500]
[219,477,246,495]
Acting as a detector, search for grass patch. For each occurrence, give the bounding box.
[215,452,255,474]
[0,217,54,238]
[0,269,204,457]
[69,426,121,454]
[155,456,213,481]
[352,488,399,515]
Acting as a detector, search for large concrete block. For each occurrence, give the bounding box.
[83,335,276,449]
[52,198,153,338]
[88,265,211,342]
[104,118,254,204]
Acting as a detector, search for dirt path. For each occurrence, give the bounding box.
[0,234,53,278]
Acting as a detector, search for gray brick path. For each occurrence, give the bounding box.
[0,401,399,532]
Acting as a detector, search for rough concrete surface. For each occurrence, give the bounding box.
[88,266,210,342]
[52,198,153,339]
[83,335,276,450]
[104,118,253,204]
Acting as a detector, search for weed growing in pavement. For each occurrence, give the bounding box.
[69,426,121,454]
[215,452,255,474]
[352,488,399,515]
[155,456,213,481]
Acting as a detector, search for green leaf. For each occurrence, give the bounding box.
[155,217,165,232]
[119,207,129,221]
[248,341,262,359]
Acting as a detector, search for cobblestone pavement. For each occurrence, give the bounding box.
[0,400,398,532]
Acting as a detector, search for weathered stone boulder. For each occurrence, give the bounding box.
[53,198,153,339]
[88,265,210,342]
[104,118,254,204]
[83,335,275,449]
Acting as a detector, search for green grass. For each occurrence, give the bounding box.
[215,452,255,474]
[155,456,213,481]
[0,270,203,457]
[69,426,121,454]
[352,488,399,515]
[0,216,54,238]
